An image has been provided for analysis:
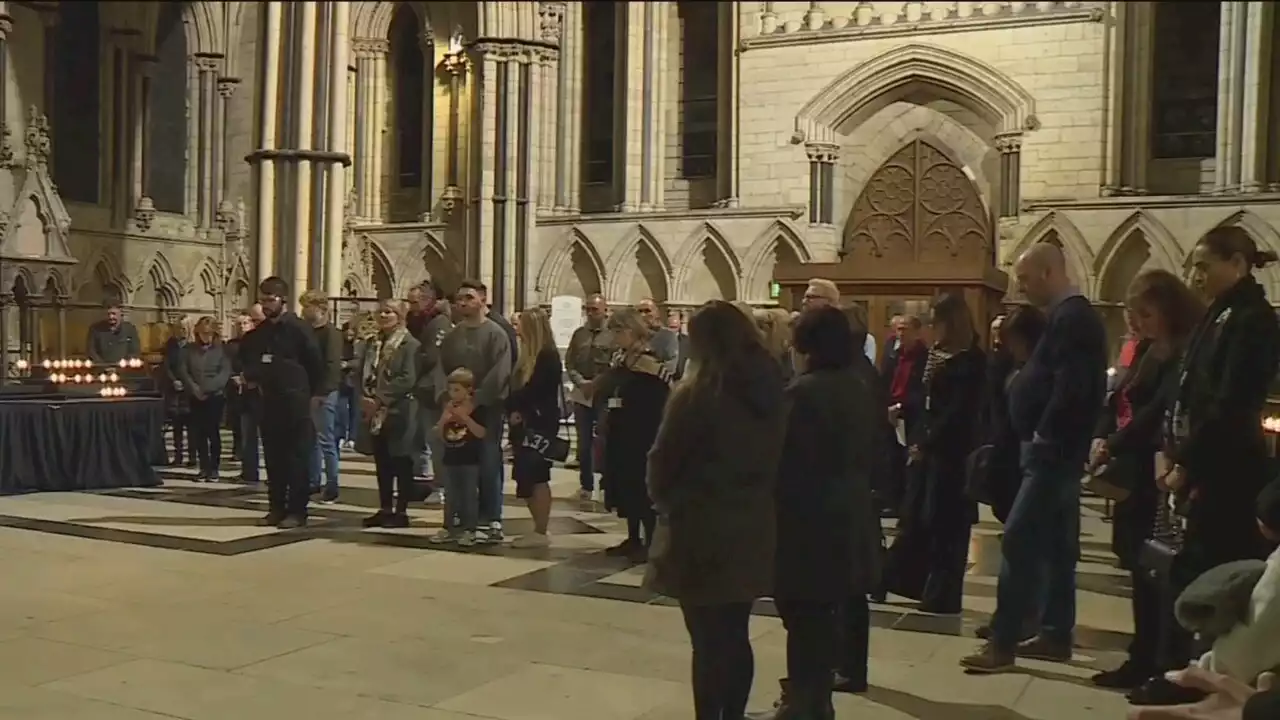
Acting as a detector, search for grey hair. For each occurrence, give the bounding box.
[606,307,652,340]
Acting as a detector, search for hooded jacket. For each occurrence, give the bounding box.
[643,347,786,605]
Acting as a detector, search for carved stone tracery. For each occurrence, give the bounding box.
[844,138,990,264]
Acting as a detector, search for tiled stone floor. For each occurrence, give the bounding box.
[0,444,1135,719]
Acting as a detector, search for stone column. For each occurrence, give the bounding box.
[216,78,239,206]
[805,142,837,225]
[371,47,387,221]
[617,3,645,211]
[995,132,1023,217]
[1113,3,1154,195]
[254,1,284,281]
[535,3,563,214]
[418,31,435,219]
[109,31,138,229]
[554,1,581,213]
[716,4,738,206]
[131,55,156,229]
[324,0,350,298]
[0,5,8,136]
[194,54,223,227]
[441,49,467,213]
[291,0,319,298]
[1239,1,1274,193]
[351,39,389,219]
[0,294,9,385]
[1214,1,1248,192]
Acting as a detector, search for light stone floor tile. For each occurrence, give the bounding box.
[435,662,686,720]
[31,608,340,670]
[0,637,136,688]
[0,493,277,541]
[368,549,557,585]
[598,565,645,587]
[0,685,182,720]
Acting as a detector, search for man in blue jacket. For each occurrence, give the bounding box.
[962,243,1107,673]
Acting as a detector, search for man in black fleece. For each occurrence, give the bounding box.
[240,277,325,528]
[963,243,1107,673]
[301,290,344,503]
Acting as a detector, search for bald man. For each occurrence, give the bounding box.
[637,298,679,374]
[961,242,1107,673]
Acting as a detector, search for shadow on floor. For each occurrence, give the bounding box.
[70,515,265,527]
[864,686,1037,720]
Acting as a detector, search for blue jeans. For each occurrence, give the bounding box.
[990,441,1082,649]
[477,410,505,527]
[444,463,480,532]
[240,412,260,483]
[573,402,596,491]
[336,386,358,442]
[309,391,340,492]
[415,404,444,481]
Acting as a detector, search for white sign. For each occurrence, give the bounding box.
[550,295,583,350]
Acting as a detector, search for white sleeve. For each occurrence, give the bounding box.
[1206,557,1280,682]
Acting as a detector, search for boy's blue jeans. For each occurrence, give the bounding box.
[444,464,480,532]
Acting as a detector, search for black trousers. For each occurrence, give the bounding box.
[373,432,415,513]
[262,411,314,518]
[188,394,225,474]
[170,415,188,463]
[681,602,754,720]
[776,599,838,695]
[837,594,871,683]
[1128,569,1161,673]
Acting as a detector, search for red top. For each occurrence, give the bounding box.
[1115,337,1140,430]
[889,342,922,404]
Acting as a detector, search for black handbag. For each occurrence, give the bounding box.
[521,425,571,463]
[1138,492,1185,581]
[964,444,995,505]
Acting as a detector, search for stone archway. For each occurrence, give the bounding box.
[844,137,991,268]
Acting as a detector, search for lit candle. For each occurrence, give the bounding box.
[41,359,51,369]
[117,359,127,368]
[108,372,119,383]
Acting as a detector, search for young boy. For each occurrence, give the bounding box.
[1190,479,1280,684]
[430,368,486,547]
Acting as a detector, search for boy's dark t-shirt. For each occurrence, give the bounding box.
[441,413,482,466]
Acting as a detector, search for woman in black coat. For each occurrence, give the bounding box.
[756,306,884,719]
[983,307,1047,524]
[1087,270,1202,691]
[595,308,672,563]
[1129,227,1280,706]
[891,293,986,615]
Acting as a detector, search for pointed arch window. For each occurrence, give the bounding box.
[1151,1,1220,159]
[391,6,425,190]
[52,3,101,204]
[678,2,718,179]
[583,2,617,186]
[150,3,189,214]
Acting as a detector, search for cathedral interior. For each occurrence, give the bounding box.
[0,0,1277,357]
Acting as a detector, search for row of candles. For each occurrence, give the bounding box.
[13,358,146,371]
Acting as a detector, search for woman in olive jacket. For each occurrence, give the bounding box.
[644,300,787,720]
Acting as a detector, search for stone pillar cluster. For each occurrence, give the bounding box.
[1221,1,1276,193]
[249,1,352,299]
[994,132,1023,217]
[351,37,388,221]
[805,142,837,225]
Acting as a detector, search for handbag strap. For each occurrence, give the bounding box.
[1151,491,1186,545]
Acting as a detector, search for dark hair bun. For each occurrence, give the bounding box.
[1254,250,1280,269]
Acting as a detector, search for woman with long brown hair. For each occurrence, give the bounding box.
[1086,269,1203,691]
[887,293,986,614]
[176,316,232,481]
[645,300,786,720]
[506,307,564,548]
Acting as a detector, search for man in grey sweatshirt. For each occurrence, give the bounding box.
[638,298,679,375]
[433,280,512,543]
[408,281,454,490]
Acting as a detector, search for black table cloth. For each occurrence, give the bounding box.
[0,397,164,493]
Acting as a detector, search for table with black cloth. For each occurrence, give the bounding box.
[0,397,165,494]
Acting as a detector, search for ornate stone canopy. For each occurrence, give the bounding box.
[0,106,77,301]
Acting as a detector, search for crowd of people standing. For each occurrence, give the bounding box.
[99,221,1280,720]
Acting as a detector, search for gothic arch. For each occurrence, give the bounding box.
[672,221,743,300]
[187,257,223,297]
[1197,210,1280,296]
[138,2,224,56]
[368,239,396,300]
[141,253,182,308]
[605,224,674,301]
[742,219,812,293]
[75,250,133,300]
[1006,211,1095,286]
[795,43,1037,144]
[536,227,608,303]
[1094,210,1182,279]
